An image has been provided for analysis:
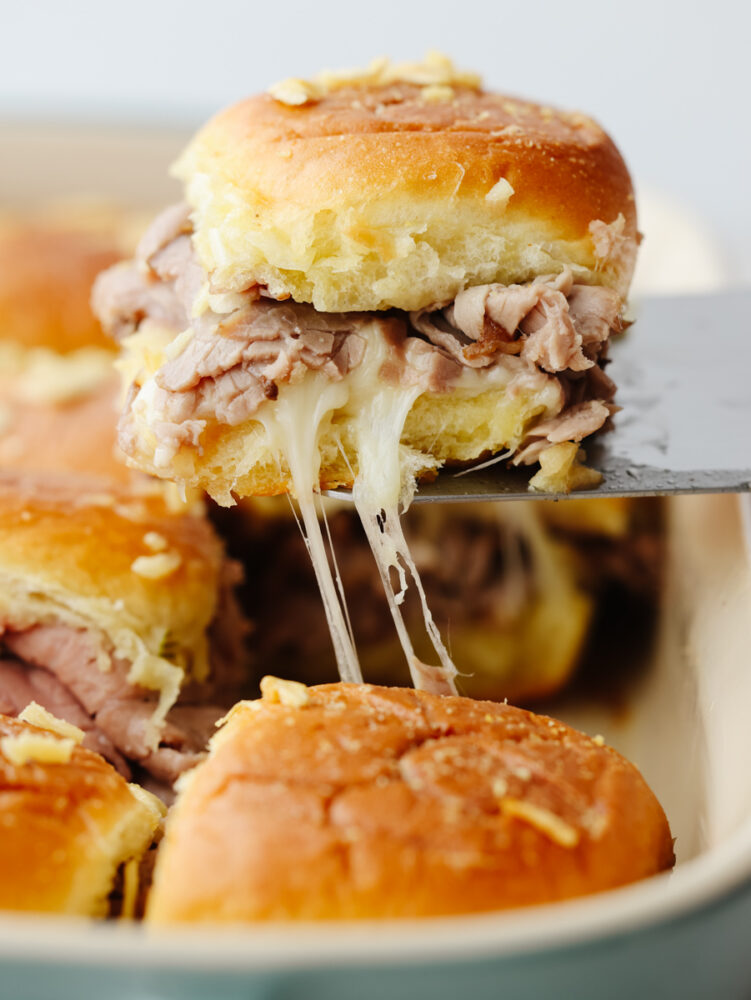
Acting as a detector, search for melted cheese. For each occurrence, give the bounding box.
[0,344,114,404]
[120,858,140,920]
[127,316,542,695]
[528,442,602,493]
[252,327,462,693]
[125,649,183,748]
[350,383,458,694]
[257,373,362,684]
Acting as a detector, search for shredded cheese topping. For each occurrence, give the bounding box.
[268,51,482,107]
[18,702,85,743]
[420,84,455,103]
[1,732,76,766]
[129,782,168,820]
[485,176,515,206]
[501,797,580,849]
[0,344,114,405]
[260,675,310,708]
[143,531,168,552]
[131,551,182,579]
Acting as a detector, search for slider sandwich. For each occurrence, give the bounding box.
[0,473,248,789]
[148,680,674,922]
[95,54,638,692]
[0,208,252,793]
[0,709,162,916]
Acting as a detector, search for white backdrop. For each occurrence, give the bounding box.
[2,0,749,284]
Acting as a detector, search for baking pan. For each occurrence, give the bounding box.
[1,125,749,1000]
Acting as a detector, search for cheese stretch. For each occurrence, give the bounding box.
[257,329,472,693]
[130,318,544,693]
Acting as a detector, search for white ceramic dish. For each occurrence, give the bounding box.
[1,125,750,1000]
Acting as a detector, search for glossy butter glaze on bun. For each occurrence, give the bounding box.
[148,681,674,922]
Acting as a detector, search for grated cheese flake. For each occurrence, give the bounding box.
[260,675,310,708]
[485,176,515,206]
[501,797,580,848]
[1,732,76,766]
[18,702,85,744]
[129,782,168,820]
[131,551,182,579]
[143,531,168,552]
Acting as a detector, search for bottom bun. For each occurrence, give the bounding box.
[130,381,590,505]
[148,681,674,922]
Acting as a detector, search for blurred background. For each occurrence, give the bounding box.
[1,0,748,290]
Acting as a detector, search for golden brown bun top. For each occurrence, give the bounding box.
[0,473,223,683]
[0,714,159,915]
[148,681,673,922]
[219,85,632,240]
[177,55,637,311]
[0,208,137,352]
[0,208,143,483]
[0,372,135,484]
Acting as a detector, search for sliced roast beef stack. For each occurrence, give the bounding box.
[93,203,623,467]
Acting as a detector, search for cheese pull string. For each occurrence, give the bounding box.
[261,377,363,684]
[354,495,459,695]
[350,384,459,696]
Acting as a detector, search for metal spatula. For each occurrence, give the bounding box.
[327,289,751,504]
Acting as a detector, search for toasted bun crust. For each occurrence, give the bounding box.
[177,57,637,312]
[0,371,133,483]
[0,211,143,482]
[148,682,673,922]
[0,714,159,915]
[123,378,565,505]
[0,221,124,353]
[0,473,225,693]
